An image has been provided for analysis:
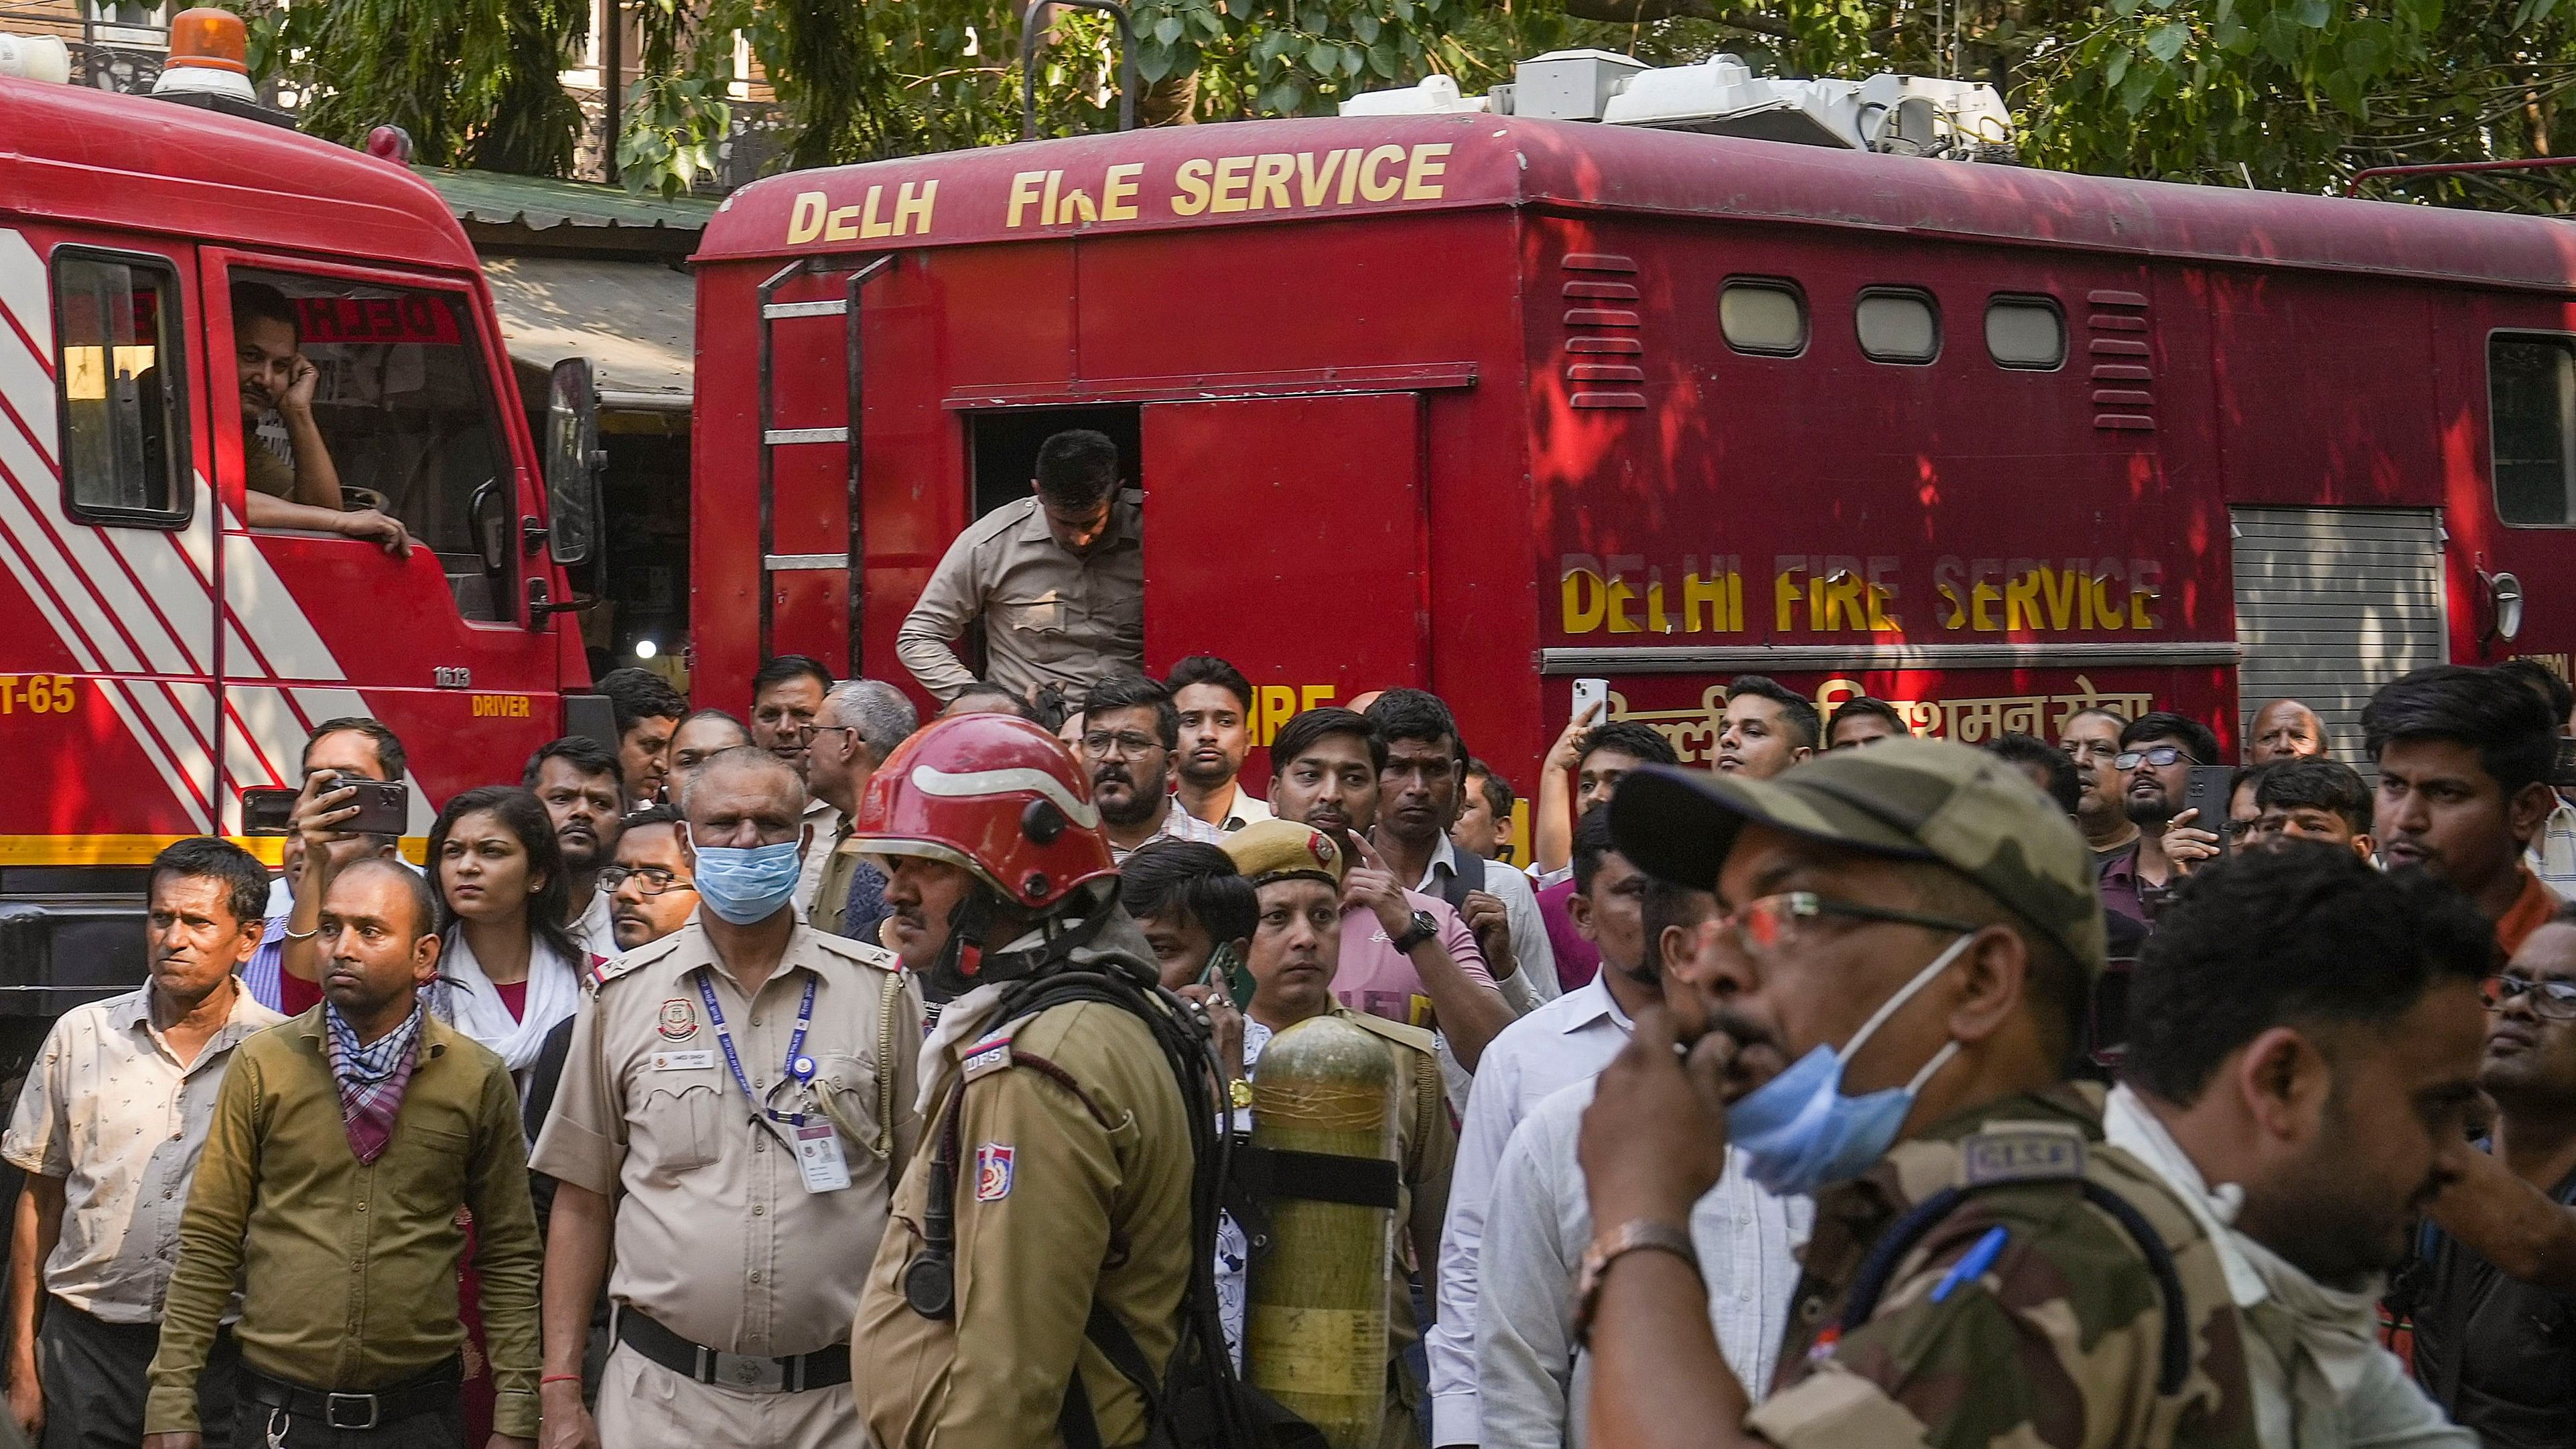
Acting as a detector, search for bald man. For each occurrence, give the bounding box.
[2247,699,2329,764]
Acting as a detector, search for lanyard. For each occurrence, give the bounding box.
[695,969,817,1125]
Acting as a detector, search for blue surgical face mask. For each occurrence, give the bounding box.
[684,831,804,925]
[1726,933,1975,1196]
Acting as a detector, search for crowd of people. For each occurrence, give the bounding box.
[2,425,2573,1449]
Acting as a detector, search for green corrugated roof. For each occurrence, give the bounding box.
[413,165,720,233]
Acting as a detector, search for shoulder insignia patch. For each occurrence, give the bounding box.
[587,934,681,993]
[809,931,902,973]
[1961,1121,2088,1186]
[961,1033,1016,1082]
[973,1142,1015,1200]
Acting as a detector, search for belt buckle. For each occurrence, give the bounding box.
[713,1351,786,1393]
[325,1391,381,1430]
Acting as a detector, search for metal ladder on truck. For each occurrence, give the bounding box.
[753,254,893,675]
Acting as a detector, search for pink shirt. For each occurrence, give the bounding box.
[1331,889,1495,1029]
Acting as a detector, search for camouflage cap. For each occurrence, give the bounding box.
[1221,819,1347,888]
[1607,738,2108,978]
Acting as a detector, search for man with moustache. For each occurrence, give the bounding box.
[2366,666,2564,955]
[748,656,839,915]
[2246,699,2330,764]
[594,668,685,807]
[1265,707,1513,1067]
[2112,845,2488,1449]
[665,711,754,804]
[1077,674,1223,862]
[143,859,542,1449]
[5,840,285,1448]
[2100,711,2224,921]
[2413,904,2576,1446]
[1167,655,1270,831]
[1576,740,2258,1449]
[523,738,626,961]
[2059,707,2143,860]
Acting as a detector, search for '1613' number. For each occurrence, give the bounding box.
[0,675,78,714]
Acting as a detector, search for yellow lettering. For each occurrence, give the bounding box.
[1040,169,1064,224]
[859,184,896,239]
[2004,568,2044,632]
[2090,574,2125,631]
[1938,581,1964,630]
[786,192,827,245]
[1211,155,1253,213]
[1296,149,1345,207]
[1059,188,1097,224]
[1562,569,1607,634]
[2041,566,2082,630]
[1099,164,1142,221]
[1250,153,1294,211]
[1971,578,2001,632]
[1358,145,1406,202]
[894,179,937,234]
[823,205,861,243]
[1646,578,1671,633]
[2130,585,2157,630]
[1337,147,1365,205]
[1299,684,1337,712]
[1258,685,1298,744]
[1007,171,1048,228]
[1867,583,1900,632]
[1607,577,1640,634]
[1820,571,1866,632]
[1684,572,1724,633]
[1402,143,1451,200]
[1171,159,1213,216]
[1728,573,1745,632]
[1775,568,1806,632]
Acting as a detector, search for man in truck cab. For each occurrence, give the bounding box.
[230,281,410,557]
[896,429,1144,710]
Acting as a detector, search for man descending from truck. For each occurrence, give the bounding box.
[229,282,409,556]
[897,429,1144,710]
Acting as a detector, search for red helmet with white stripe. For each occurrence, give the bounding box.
[853,711,1114,912]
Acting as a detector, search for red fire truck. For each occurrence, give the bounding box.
[0,65,604,1026]
[690,104,2576,789]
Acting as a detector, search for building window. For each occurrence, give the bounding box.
[1984,296,2065,370]
[53,249,189,525]
[1719,279,1807,356]
[1856,289,1940,364]
[2492,334,2576,527]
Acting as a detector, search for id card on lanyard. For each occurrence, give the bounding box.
[696,969,848,1192]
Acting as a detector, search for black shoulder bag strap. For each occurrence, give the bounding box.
[1434,845,1486,914]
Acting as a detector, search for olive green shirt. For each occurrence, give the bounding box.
[143,1009,544,1438]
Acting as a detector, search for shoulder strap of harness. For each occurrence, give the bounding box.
[1836,1177,2191,1397]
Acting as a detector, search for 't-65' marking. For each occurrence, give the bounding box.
[0,675,78,714]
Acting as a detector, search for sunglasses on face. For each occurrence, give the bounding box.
[2485,973,2576,1018]
[2114,746,2190,770]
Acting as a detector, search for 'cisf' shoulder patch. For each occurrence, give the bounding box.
[1960,1122,2088,1186]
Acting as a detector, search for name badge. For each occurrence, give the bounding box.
[649,1049,716,1072]
[796,1121,852,1193]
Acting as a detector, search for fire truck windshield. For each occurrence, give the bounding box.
[230,269,512,620]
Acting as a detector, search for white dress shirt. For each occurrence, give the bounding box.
[564,886,615,963]
[2530,797,2576,895]
[1477,1079,1809,1448]
[1427,975,1634,1444]
[1,985,285,1322]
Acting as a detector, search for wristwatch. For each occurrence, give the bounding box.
[1390,909,1439,953]
[1571,1219,1700,1347]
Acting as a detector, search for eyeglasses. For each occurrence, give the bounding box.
[795,723,859,746]
[2113,746,2191,770]
[1712,891,1981,961]
[2484,973,2576,1018]
[1081,731,1162,758]
[599,864,695,896]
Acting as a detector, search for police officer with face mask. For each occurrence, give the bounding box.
[1571,739,2263,1449]
[531,746,923,1449]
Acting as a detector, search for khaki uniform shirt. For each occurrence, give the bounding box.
[145,1010,544,1438]
[2,987,284,1324]
[854,981,1195,1448]
[813,817,863,937]
[795,798,843,919]
[529,920,922,1359]
[895,490,1145,704]
[1745,1084,2259,1449]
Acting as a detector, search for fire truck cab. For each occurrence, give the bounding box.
[0,71,604,1042]
[691,97,2576,786]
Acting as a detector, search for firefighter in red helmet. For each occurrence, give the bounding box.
[852,713,1235,1448]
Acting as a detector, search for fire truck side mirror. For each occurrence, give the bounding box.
[543,356,603,567]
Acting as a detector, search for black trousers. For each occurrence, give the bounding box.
[35,1297,236,1449]
[228,1365,465,1449]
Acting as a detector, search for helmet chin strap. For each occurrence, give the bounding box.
[928,891,1000,996]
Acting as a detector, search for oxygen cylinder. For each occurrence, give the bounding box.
[1245,1014,1397,1449]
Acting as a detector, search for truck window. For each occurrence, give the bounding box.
[231,269,513,619]
[2490,335,2576,527]
[53,250,188,525]
[1856,288,1940,364]
[1985,296,2066,370]
[1719,279,1807,356]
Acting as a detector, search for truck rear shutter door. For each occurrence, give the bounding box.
[2230,506,2445,765]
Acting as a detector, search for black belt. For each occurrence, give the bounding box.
[614,1308,852,1393]
[236,1357,461,1432]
